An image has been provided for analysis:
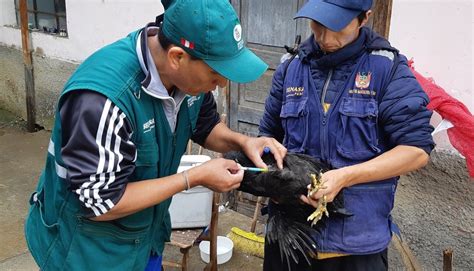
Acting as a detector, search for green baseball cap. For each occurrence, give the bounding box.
[161,0,268,83]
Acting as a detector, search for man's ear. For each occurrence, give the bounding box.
[360,10,372,28]
[167,46,186,70]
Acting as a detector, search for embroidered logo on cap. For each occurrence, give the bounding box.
[234,24,244,50]
[233,24,242,42]
[355,72,372,89]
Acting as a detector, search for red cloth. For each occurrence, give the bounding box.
[409,60,474,179]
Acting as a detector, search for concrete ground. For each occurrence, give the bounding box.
[0,109,448,271]
[0,110,266,271]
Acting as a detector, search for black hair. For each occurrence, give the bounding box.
[157,28,172,50]
[157,29,199,60]
[357,11,368,24]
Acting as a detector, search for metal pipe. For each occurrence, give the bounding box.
[19,0,36,132]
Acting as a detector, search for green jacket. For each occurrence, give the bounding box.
[25,30,204,271]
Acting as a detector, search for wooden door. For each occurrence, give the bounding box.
[228,0,392,137]
[229,0,310,137]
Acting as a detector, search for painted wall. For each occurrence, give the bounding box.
[0,0,164,62]
[388,2,473,269]
[0,0,164,126]
[390,0,473,151]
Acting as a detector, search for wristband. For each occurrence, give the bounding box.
[182,170,190,190]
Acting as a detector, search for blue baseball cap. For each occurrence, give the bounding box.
[295,0,373,32]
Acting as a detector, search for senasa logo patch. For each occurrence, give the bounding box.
[234,24,244,50]
[233,24,242,42]
[143,118,155,133]
[187,95,201,107]
[286,86,304,97]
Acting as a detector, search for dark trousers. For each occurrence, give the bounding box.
[263,241,388,271]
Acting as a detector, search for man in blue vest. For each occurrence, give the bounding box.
[24,1,286,270]
[259,0,434,270]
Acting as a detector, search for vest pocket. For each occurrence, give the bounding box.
[62,217,151,271]
[280,100,308,151]
[135,142,159,166]
[25,187,60,268]
[133,142,159,180]
[336,97,380,163]
[342,183,395,251]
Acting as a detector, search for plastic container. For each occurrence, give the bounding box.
[199,236,234,264]
[169,155,213,229]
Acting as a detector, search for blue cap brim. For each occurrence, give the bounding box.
[204,48,268,84]
[294,0,360,32]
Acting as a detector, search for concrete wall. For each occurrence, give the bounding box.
[0,0,164,128]
[0,0,164,62]
[389,1,473,269]
[390,0,473,152]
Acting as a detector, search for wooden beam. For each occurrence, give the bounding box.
[443,248,453,271]
[19,0,36,132]
[369,0,393,39]
[204,192,219,271]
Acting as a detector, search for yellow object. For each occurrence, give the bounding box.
[307,173,329,227]
[323,102,331,113]
[227,227,347,260]
[316,252,348,260]
[226,227,265,258]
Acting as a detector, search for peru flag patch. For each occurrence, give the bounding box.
[180,38,195,49]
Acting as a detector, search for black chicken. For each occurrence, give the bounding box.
[224,151,350,269]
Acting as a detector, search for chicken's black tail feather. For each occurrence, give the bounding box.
[266,206,318,270]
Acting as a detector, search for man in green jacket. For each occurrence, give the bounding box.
[24,1,286,270]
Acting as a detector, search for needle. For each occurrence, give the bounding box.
[240,166,268,172]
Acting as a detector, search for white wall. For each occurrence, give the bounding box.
[0,0,16,26]
[390,0,473,151]
[0,0,164,62]
[1,0,472,152]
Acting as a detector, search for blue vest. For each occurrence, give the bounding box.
[280,51,398,254]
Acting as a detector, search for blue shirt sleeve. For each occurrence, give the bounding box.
[379,55,435,154]
[258,62,287,142]
[191,92,221,146]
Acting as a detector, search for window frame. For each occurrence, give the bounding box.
[14,0,67,37]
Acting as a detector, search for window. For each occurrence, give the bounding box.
[14,0,67,36]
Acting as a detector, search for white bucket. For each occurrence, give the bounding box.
[199,236,234,265]
[169,155,213,229]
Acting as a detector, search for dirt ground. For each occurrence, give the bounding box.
[3,108,469,270]
[0,109,266,270]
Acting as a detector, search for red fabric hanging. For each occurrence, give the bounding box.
[409,60,474,179]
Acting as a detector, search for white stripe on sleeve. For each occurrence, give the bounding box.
[74,100,125,216]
